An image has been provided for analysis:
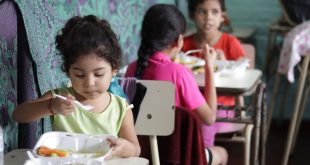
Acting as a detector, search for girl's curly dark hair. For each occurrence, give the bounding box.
[55,15,122,74]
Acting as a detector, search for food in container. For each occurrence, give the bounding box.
[32,132,116,159]
[174,53,205,69]
[24,157,102,165]
[37,146,69,157]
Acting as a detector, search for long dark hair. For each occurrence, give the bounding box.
[134,4,186,78]
[55,15,122,74]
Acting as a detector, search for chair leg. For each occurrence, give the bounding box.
[149,135,160,165]
[282,56,310,165]
[260,84,267,165]
[238,96,245,107]
[291,82,310,153]
[244,124,254,165]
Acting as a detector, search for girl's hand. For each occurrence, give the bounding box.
[50,93,76,115]
[215,49,226,60]
[202,44,217,72]
[106,138,136,159]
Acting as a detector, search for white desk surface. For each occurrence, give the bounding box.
[194,69,262,95]
[5,149,149,165]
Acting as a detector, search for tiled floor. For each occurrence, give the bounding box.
[216,120,310,165]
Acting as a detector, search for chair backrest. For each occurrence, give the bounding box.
[135,80,175,136]
[241,43,256,69]
[137,106,207,165]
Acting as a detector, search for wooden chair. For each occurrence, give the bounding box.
[266,20,310,165]
[133,80,175,165]
[281,55,310,165]
[119,79,207,165]
[215,43,256,165]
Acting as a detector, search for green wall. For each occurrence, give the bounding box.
[225,0,281,69]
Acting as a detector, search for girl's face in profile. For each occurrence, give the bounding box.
[193,0,224,35]
[68,53,117,100]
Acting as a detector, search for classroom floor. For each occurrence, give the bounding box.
[216,119,310,165]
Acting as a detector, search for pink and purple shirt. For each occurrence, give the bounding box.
[124,52,205,111]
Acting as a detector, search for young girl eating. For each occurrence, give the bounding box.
[125,4,227,165]
[13,15,140,159]
[184,0,245,158]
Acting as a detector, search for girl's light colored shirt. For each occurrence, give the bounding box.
[51,87,128,137]
[125,52,205,111]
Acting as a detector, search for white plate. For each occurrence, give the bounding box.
[33,132,116,159]
[174,53,205,68]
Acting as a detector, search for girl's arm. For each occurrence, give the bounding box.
[195,44,218,125]
[13,91,76,123]
[204,44,217,113]
[13,92,54,123]
[108,109,141,158]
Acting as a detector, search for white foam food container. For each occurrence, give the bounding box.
[33,131,116,159]
[24,157,102,165]
[215,58,249,77]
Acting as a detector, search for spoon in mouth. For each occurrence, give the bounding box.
[54,94,94,111]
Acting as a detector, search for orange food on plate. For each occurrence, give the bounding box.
[37,146,69,157]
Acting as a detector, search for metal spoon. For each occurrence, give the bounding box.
[54,94,94,111]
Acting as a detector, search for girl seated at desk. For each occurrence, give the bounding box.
[125,4,228,165]
[183,0,245,152]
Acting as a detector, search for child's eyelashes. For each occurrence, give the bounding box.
[196,8,220,16]
[75,74,84,78]
[95,74,104,77]
[74,74,104,78]
[197,8,207,15]
[211,9,219,15]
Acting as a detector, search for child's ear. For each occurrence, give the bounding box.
[171,35,184,48]
[112,69,117,76]
[221,12,227,23]
[177,35,184,48]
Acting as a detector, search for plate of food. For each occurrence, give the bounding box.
[32,132,116,159]
[174,53,205,69]
[192,60,226,75]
